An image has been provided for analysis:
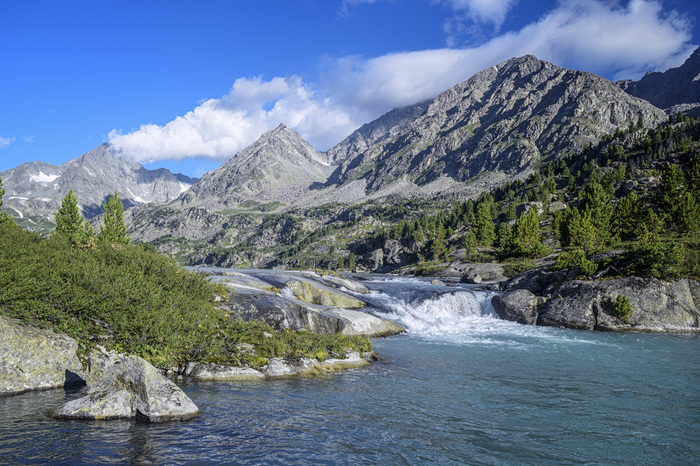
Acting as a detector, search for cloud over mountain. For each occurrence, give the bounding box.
[109,0,695,165]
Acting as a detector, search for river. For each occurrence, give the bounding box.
[1,276,698,464]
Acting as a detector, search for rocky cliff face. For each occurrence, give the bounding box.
[182,124,335,209]
[0,144,195,225]
[325,101,429,164]
[329,55,666,193]
[618,47,700,116]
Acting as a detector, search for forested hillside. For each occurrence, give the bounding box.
[187,113,699,279]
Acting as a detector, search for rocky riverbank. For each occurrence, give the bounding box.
[0,270,399,421]
[493,264,700,332]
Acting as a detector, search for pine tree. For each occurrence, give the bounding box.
[474,201,495,247]
[579,181,614,246]
[613,192,644,240]
[0,177,11,225]
[99,191,130,245]
[509,207,548,257]
[431,222,447,261]
[55,189,88,245]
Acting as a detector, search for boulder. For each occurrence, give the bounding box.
[0,315,86,395]
[491,290,539,325]
[53,349,200,422]
[286,280,366,309]
[504,264,571,295]
[223,293,344,333]
[537,277,700,332]
[321,308,405,336]
[183,362,265,381]
[458,263,508,284]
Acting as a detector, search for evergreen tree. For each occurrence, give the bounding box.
[496,222,512,249]
[0,177,12,225]
[99,191,130,245]
[55,189,89,245]
[659,164,686,219]
[509,207,548,258]
[613,192,644,240]
[568,210,604,254]
[462,230,477,253]
[687,153,700,198]
[579,181,614,246]
[431,223,447,261]
[474,201,495,247]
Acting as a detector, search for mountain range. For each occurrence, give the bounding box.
[1,49,698,259]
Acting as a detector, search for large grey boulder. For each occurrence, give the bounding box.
[457,263,508,284]
[0,315,86,395]
[53,349,200,422]
[537,277,700,332]
[491,290,539,325]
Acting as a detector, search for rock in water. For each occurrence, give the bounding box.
[0,315,86,395]
[53,349,200,422]
[491,290,539,325]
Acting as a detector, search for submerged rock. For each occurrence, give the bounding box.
[0,315,86,395]
[53,349,200,422]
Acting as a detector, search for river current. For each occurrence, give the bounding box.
[1,276,698,464]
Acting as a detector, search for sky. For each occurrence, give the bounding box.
[1,0,699,179]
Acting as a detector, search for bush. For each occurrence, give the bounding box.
[552,248,599,276]
[0,223,371,368]
[609,294,632,324]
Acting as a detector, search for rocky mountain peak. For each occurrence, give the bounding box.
[184,124,335,208]
[329,54,666,193]
[0,144,196,227]
[618,46,700,115]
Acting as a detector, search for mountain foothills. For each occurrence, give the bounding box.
[1,51,699,277]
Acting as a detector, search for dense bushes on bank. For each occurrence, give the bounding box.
[0,221,370,369]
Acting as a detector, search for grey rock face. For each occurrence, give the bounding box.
[0,316,86,395]
[491,290,539,325]
[325,101,429,164]
[0,144,195,224]
[183,124,335,209]
[330,55,666,193]
[536,277,700,332]
[53,349,200,422]
[618,47,700,113]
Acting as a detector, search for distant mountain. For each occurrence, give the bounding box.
[618,47,700,116]
[329,55,667,193]
[179,124,335,209]
[0,144,196,228]
[325,101,429,164]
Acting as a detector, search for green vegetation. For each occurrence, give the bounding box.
[99,191,130,245]
[608,294,632,324]
[0,186,370,370]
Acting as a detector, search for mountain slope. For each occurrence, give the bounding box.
[329,55,666,193]
[618,47,700,115]
[0,144,196,227]
[180,124,335,209]
[325,101,429,164]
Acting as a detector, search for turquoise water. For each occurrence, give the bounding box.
[1,278,699,464]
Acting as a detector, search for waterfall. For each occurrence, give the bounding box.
[356,277,501,338]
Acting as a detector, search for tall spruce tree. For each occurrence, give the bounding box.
[55,189,92,245]
[0,177,12,225]
[99,191,130,245]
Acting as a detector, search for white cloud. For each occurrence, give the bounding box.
[109,0,695,164]
[444,0,518,28]
[0,136,14,150]
[109,76,357,163]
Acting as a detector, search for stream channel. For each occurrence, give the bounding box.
[1,274,698,464]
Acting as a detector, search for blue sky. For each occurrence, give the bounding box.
[1,0,699,178]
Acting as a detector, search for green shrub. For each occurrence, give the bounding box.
[609,294,632,324]
[0,223,371,369]
[552,248,599,276]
